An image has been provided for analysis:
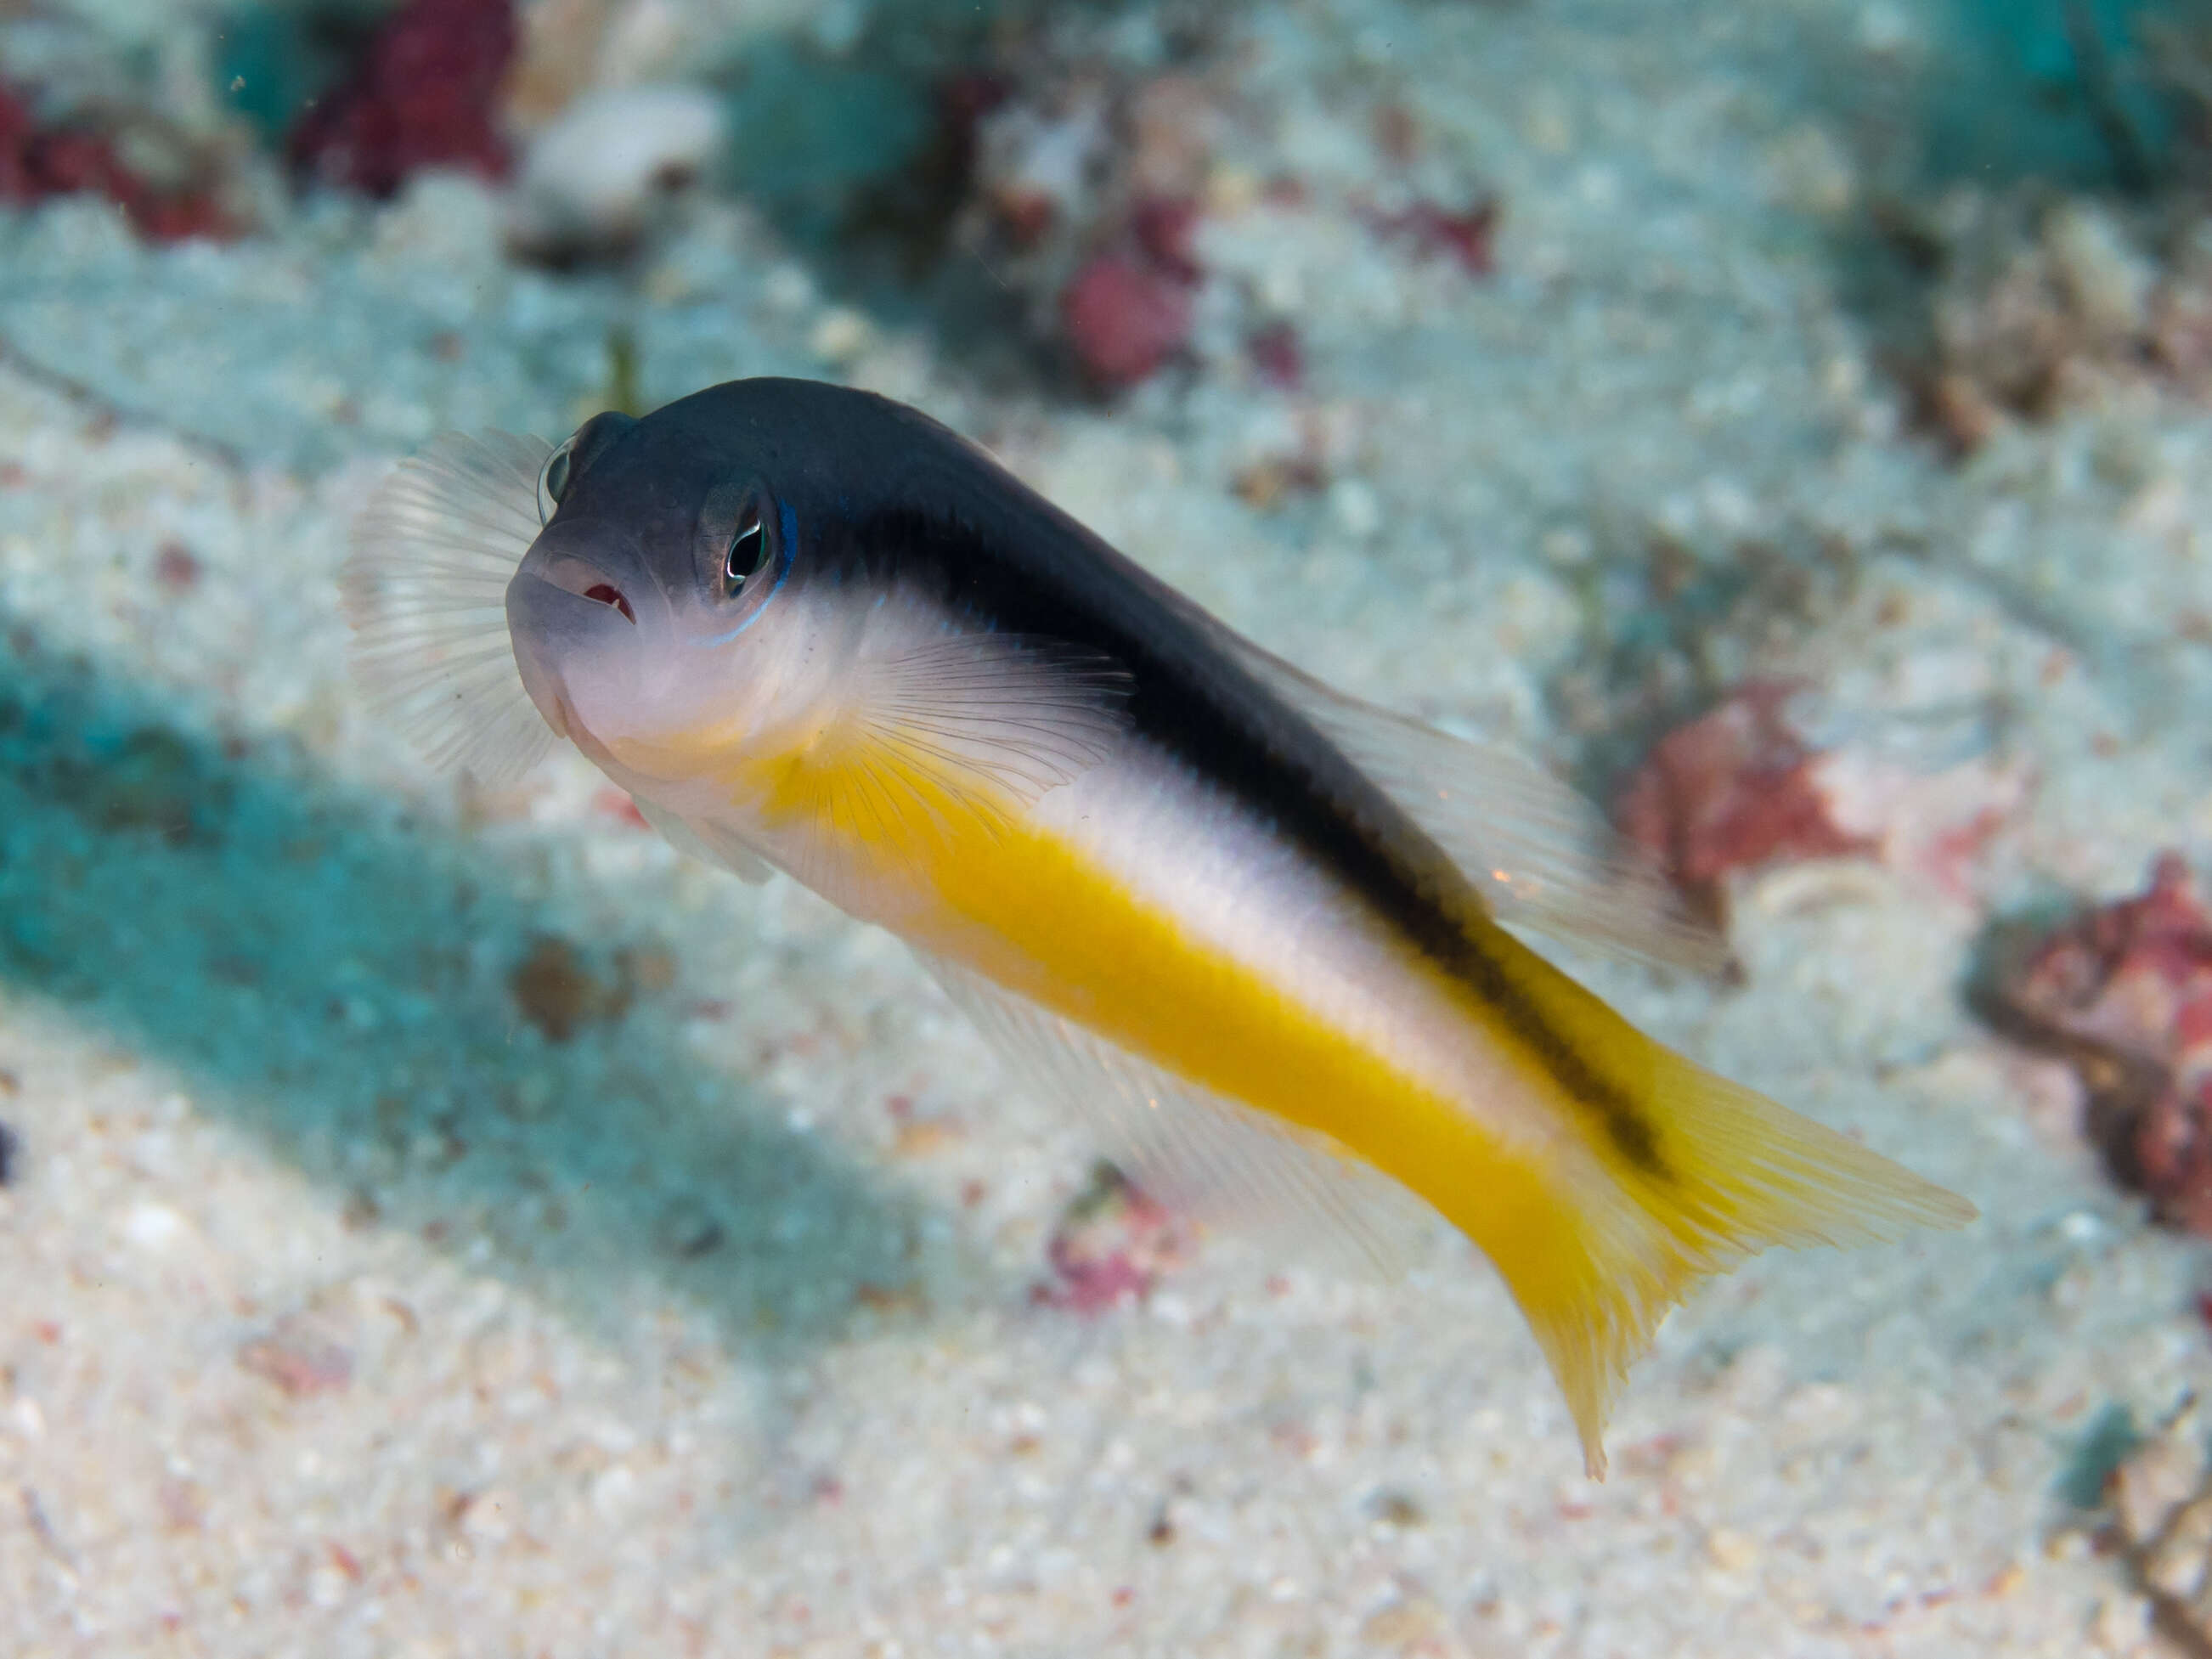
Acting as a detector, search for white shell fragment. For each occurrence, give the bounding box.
[506,85,726,257]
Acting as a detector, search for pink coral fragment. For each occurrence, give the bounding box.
[1061,253,1194,388]
[1617,681,1871,895]
[1997,854,2212,1233]
[239,1320,354,1398]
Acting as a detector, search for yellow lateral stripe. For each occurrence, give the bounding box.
[747,740,1706,1473]
[739,736,1576,1237]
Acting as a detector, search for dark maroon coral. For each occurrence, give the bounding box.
[1367,197,1499,278]
[1130,195,1202,281]
[287,0,517,198]
[0,84,33,201]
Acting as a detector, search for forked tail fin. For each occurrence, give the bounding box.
[1447,938,1977,1476]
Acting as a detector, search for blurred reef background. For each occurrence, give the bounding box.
[8,1,2212,1654]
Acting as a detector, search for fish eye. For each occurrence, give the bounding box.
[725,503,772,595]
[694,479,786,620]
[537,436,578,525]
[535,411,638,526]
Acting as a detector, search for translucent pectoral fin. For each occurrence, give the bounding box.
[921,952,1445,1284]
[341,432,556,785]
[849,632,1134,808]
[1222,636,1727,977]
[753,629,1133,910]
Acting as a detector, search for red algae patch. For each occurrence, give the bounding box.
[1619,677,2029,923]
[1362,196,1500,278]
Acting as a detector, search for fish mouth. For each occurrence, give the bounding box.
[505,525,660,744]
[523,553,639,624]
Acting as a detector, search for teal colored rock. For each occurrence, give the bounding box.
[721,37,936,243]
[1931,0,2176,187]
[212,2,389,139]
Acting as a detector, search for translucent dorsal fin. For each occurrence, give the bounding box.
[1220,636,1727,977]
[921,952,1445,1283]
[340,432,556,786]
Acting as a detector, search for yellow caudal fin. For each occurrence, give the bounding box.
[1453,990,1975,1478]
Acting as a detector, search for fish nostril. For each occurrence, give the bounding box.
[582,583,636,624]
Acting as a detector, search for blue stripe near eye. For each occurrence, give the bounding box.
[695,499,798,646]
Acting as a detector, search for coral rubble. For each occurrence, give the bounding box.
[1985,854,2212,1233]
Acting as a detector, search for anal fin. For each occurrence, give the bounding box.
[633,795,774,884]
[922,952,1444,1283]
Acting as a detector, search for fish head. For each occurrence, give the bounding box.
[507,407,828,783]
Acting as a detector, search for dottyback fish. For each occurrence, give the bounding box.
[342,377,1973,1475]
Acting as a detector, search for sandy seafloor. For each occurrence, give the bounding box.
[5,0,2212,1654]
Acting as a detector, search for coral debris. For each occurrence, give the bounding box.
[954,36,1227,389]
[505,84,723,260]
[1616,681,1872,907]
[1034,1162,1192,1315]
[288,0,517,198]
[1986,853,2212,1233]
[2098,1396,2212,1642]
[509,934,636,1044]
[1617,674,2025,916]
[1890,189,2212,454]
[0,85,233,241]
[238,1316,355,1399]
